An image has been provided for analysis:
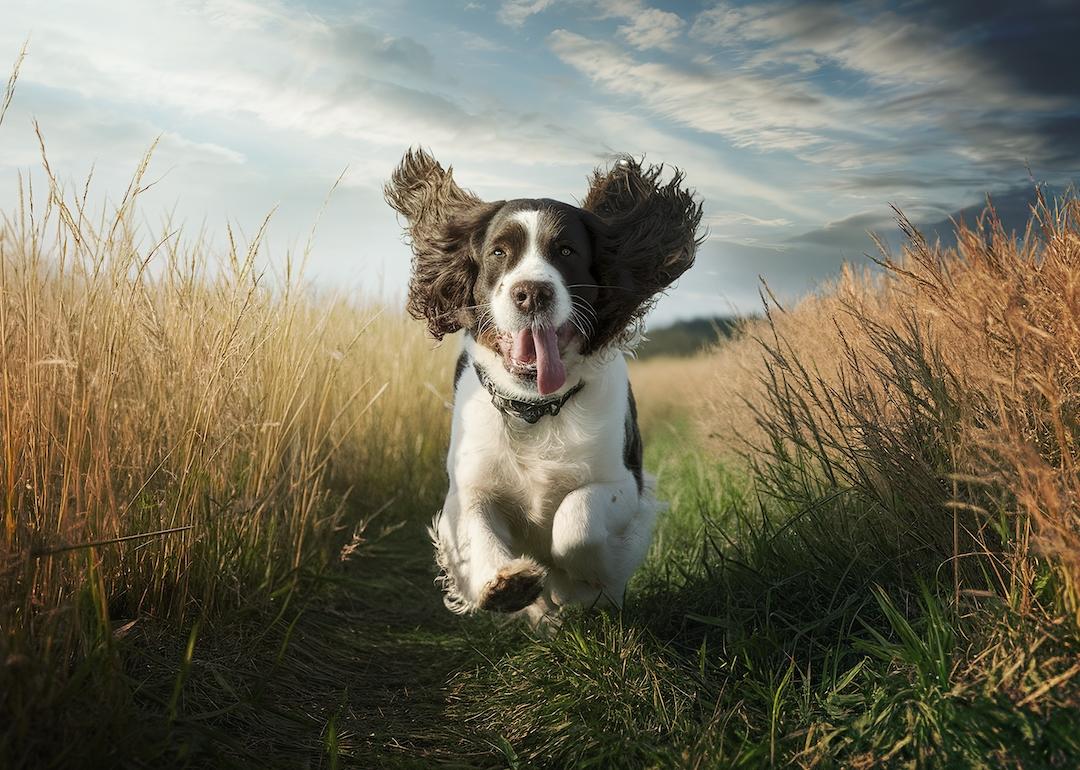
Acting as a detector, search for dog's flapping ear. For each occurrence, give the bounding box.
[385,148,503,339]
[580,156,703,353]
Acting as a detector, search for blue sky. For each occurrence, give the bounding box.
[3,0,1078,323]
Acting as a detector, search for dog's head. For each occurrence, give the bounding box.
[385,149,703,395]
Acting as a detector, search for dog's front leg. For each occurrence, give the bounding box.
[549,476,654,609]
[433,490,546,614]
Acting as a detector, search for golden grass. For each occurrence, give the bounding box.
[0,144,454,670]
[629,353,718,436]
[680,190,1080,624]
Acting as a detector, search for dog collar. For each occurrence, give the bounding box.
[473,363,585,424]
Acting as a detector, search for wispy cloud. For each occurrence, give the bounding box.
[4,94,245,171]
[617,8,685,51]
[549,29,862,158]
[497,0,556,27]
[706,211,792,229]
[688,0,1079,177]
[582,106,827,221]
[692,2,988,88]
[501,0,687,51]
[551,0,1080,202]
[1,0,607,179]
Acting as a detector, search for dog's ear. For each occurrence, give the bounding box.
[580,155,703,352]
[385,148,503,339]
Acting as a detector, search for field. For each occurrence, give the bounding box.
[3,90,1080,768]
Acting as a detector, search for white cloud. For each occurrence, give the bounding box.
[1,0,606,182]
[588,0,687,51]
[4,0,1062,324]
[2,93,244,172]
[692,3,969,88]
[582,107,826,221]
[497,0,556,27]
[0,0,615,303]
[549,29,865,159]
[706,211,792,228]
[617,8,686,51]
[683,0,1080,190]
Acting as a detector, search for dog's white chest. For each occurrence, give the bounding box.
[447,358,630,528]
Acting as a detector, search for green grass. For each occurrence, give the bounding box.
[446,419,1080,768]
[5,406,1078,768]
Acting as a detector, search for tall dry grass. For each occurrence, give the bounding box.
[692,190,1080,625]
[0,142,454,692]
[629,353,719,435]
[541,192,1080,767]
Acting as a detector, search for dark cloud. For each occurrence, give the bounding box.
[732,0,1080,100]
[829,172,990,192]
[1030,114,1080,168]
[788,210,898,251]
[787,181,1080,266]
[871,1,1080,171]
[907,0,1080,99]
[690,0,1080,195]
[671,179,1079,321]
[918,184,1074,246]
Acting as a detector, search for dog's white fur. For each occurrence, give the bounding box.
[489,211,574,345]
[431,208,656,624]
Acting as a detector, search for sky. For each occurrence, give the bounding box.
[2,0,1078,324]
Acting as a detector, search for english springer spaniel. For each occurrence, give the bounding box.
[386,149,702,624]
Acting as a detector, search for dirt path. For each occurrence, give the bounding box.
[266,519,505,768]
[313,520,497,766]
[136,519,503,768]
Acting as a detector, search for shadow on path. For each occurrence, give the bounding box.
[132,520,510,768]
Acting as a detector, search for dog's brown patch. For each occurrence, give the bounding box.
[479,561,545,613]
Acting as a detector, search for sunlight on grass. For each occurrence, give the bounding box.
[450,192,1080,768]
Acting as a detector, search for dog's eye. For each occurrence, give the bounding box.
[493,248,505,258]
[559,246,573,257]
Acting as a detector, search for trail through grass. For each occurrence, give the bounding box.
[10,414,1079,767]
[158,520,484,767]
[4,419,747,768]
[17,514,508,768]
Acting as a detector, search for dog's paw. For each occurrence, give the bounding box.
[479,559,546,613]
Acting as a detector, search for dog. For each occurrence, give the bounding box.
[385,149,702,623]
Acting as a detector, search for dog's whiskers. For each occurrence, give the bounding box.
[566,283,635,293]
[571,296,598,322]
[569,306,594,339]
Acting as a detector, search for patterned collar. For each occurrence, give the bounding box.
[473,363,585,424]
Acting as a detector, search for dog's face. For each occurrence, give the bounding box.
[471,201,599,394]
[386,150,703,395]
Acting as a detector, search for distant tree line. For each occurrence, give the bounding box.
[636,316,745,359]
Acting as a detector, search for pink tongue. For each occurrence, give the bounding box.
[511,326,566,396]
[511,327,536,364]
[535,326,566,395]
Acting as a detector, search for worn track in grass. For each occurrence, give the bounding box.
[123,519,508,769]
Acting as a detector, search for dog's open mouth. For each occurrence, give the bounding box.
[498,323,576,395]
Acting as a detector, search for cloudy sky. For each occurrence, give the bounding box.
[3,0,1078,323]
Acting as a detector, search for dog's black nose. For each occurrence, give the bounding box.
[510,281,555,314]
